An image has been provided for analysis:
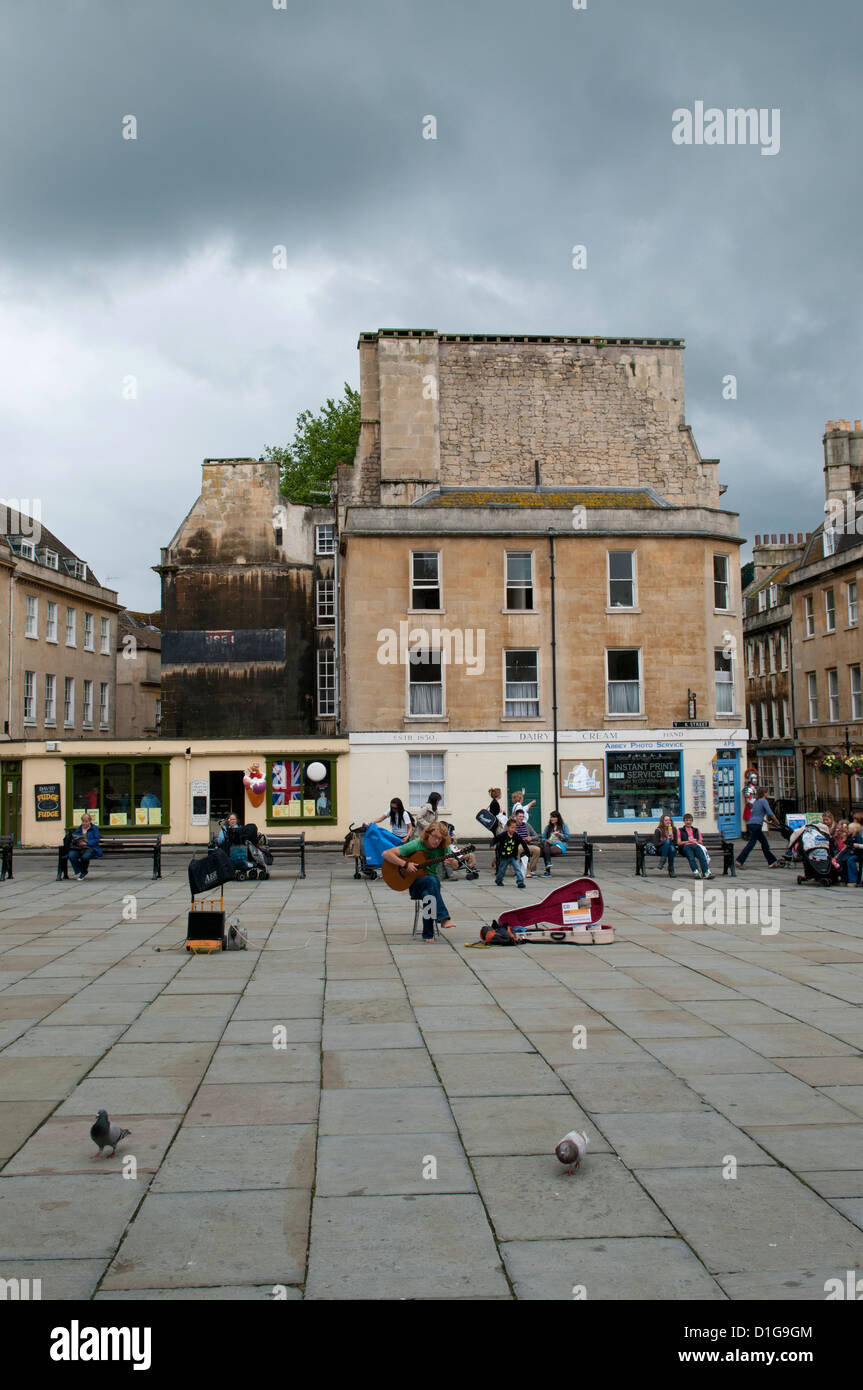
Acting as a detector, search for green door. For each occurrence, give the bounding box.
[507,764,542,834]
[1,763,22,845]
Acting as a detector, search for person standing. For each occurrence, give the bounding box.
[374,798,414,841]
[414,792,442,833]
[493,818,527,889]
[382,823,457,940]
[736,787,781,868]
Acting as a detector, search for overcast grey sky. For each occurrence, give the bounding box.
[1,0,860,607]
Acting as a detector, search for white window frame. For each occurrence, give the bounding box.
[825,588,836,633]
[66,607,76,647]
[746,641,754,679]
[605,648,642,716]
[45,600,58,643]
[316,648,336,717]
[761,700,769,738]
[768,637,776,674]
[824,528,838,558]
[64,676,74,727]
[410,551,442,612]
[713,554,730,610]
[23,670,35,723]
[771,697,779,737]
[83,612,94,651]
[315,524,336,556]
[807,673,818,723]
[504,649,540,718]
[758,640,766,676]
[41,548,59,570]
[779,632,788,671]
[408,752,445,808]
[768,583,778,608]
[506,551,535,611]
[849,580,858,626]
[316,578,335,625]
[748,702,756,740]
[804,595,815,637]
[827,667,840,722]
[608,551,636,609]
[100,616,111,654]
[757,589,767,612]
[99,682,110,728]
[25,594,38,638]
[851,665,863,721]
[783,698,790,738]
[714,649,734,716]
[45,673,56,725]
[82,679,93,727]
[407,646,444,717]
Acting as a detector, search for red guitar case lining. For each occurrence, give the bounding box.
[497,877,605,943]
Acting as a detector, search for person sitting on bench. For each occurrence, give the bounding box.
[68,813,102,880]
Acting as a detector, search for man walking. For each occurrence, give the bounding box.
[736,786,781,869]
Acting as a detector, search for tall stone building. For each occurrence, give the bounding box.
[156,458,336,739]
[741,532,807,816]
[338,331,746,836]
[785,419,863,812]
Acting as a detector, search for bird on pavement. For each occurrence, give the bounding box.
[555,1129,589,1175]
[90,1110,131,1158]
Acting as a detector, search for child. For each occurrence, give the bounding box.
[493,818,526,889]
[479,921,522,945]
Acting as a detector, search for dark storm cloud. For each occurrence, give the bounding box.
[0,0,861,603]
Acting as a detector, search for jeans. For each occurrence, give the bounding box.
[737,824,777,866]
[409,874,450,938]
[657,840,676,873]
[68,849,92,877]
[679,843,709,875]
[495,855,525,887]
[835,845,861,883]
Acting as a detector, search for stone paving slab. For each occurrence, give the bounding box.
[205,1043,319,1085]
[2,1024,128,1057]
[304,1194,510,1300]
[451,1095,601,1155]
[322,1047,437,1089]
[56,1075,201,1117]
[0,1056,96,1101]
[316,1132,475,1196]
[3,1115,180,1175]
[742,1124,863,1170]
[101,1189,311,1289]
[474,1154,673,1240]
[634,1167,863,1274]
[502,1237,726,1300]
[558,1063,710,1113]
[0,1174,146,1260]
[96,1284,303,1300]
[319,1086,455,1136]
[152,1123,316,1192]
[185,1082,320,1127]
[434,1052,565,1097]
[594,1110,774,1169]
[683,1072,861,1126]
[87,1041,217,1078]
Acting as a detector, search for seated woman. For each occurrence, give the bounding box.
[374,798,414,842]
[413,792,442,833]
[382,822,458,940]
[832,817,863,883]
[68,813,102,880]
[540,810,570,877]
[677,813,713,879]
[653,813,678,876]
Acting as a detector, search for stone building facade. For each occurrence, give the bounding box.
[115,610,162,739]
[339,331,746,836]
[156,459,336,740]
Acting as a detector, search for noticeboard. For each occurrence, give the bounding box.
[35,783,62,821]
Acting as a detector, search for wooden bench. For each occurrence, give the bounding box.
[0,834,13,881]
[260,832,306,879]
[57,830,162,881]
[579,831,736,878]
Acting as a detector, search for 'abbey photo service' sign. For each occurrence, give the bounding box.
[35,783,61,820]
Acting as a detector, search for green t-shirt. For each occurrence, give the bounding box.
[398,837,445,879]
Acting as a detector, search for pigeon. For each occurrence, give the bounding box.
[90,1110,131,1158]
[555,1129,589,1175]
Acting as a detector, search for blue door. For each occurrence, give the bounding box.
[714,750,741,839]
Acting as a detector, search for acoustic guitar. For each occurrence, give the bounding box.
[382,846,475,892]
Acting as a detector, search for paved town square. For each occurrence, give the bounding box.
[1,849,862,1301]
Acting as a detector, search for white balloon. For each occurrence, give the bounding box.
[306,762,327,782]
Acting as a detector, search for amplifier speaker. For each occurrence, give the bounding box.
[186,907,226,949]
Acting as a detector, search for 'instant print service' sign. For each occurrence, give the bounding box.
[35,783,61,821]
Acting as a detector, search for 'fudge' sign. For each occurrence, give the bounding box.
[35,783,61,821]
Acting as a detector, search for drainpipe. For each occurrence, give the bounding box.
[548,530,559,806]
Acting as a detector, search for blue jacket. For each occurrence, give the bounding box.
[72,824,102,856]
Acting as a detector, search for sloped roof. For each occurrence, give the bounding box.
[1,507,104,588]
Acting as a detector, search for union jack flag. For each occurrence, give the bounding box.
[273,760,304,805]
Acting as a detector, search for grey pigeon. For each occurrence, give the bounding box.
[555,1129,589,1175]
[90,1109,131,1158]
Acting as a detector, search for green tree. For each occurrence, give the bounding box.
[264,383,361,505]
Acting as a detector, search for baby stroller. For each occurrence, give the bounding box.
[343,822,378,881]
[215,821,272,881]
[794,824,839,887]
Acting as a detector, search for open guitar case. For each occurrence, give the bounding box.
[494,876,613,944]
